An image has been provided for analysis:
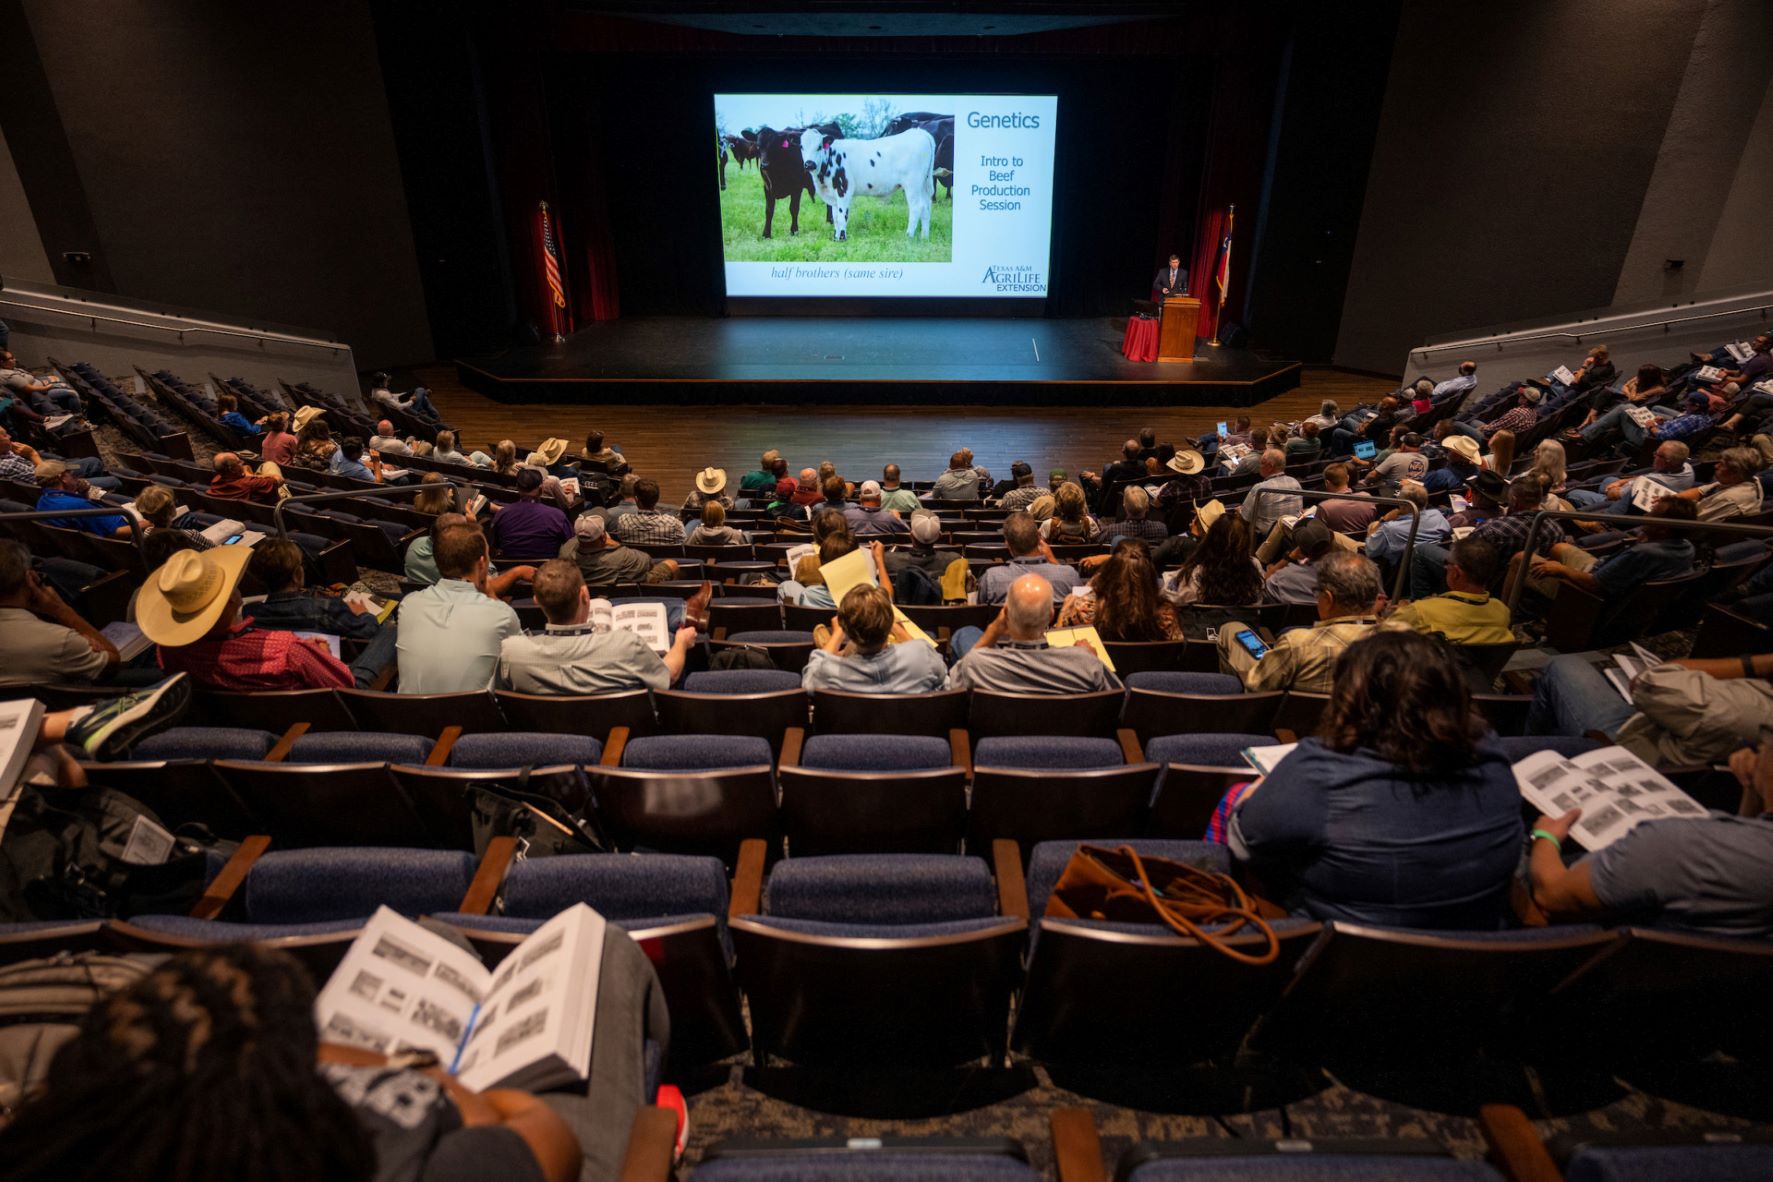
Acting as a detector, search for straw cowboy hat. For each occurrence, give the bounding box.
[1166,449,1206,476]
[135,546,254,648]
[695,466,728,496]
[1194,498,1227,531]
[1441,434,1482,465]
[532,437,569,467]
[291,405,324,433]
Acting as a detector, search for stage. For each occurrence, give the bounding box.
[456,317,1301,407]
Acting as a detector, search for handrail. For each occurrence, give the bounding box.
[1505,507,1773,614]
[0,289,347,353]
[1413,302,1772,358]
[272,482,479,538]
[0,504,151,572]
[1244,486,1421,604]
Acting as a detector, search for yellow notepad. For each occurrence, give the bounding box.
[817,546,935,646]
[1046,626,1116,671]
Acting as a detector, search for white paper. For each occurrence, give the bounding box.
[1551,366,1576,386]
[120,814,176,865]
[1725,342,1752,363]
[1241,742,1298,776]
[1512,746,1707,850]
[101,621,154,662]
[43,415,74,431]
[1623,405,1659,429]
[1695,366,1725,383]
[586,598,671,655]
[0,698,46,802]
[314,907,492,1064]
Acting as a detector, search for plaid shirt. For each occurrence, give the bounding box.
[1484,404,1540,437]
[1653,412,1712,441]
[0,448,34,482]
[1222,616,1406,693]
[997,484,1045,512]
[1155,474,1213,509]
[157,622,354,690]
[611,508,686,546]
[1098,518,1169,546]
[1474,510,1561,562]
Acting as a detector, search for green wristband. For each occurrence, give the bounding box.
[1530,828,1563,852]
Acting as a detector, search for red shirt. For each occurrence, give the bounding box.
[157,621,354,690]
[260,430,297,467]
[209,473,282,504]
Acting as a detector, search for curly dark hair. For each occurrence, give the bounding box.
[1317,630,1484,775]
[1178,513,1263,606]
[0,944,374,1182]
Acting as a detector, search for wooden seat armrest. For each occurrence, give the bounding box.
[457,836,519,916]
[601,726,629,767]
[1477,1103,1561,1182]
[369,662,398,692]
[948,727,972,775]
[993,838,1029,921]
[264,723,310,763]
[1050,1107,1107,1182]
[1274,728,1298,744]
[190,834,271,919]
[617,1106,677,1182]
[426,725,463,767]
[779,725,805,767]
[729,838,767,918]
[1116,727,1144,764]
[712,626,728,641]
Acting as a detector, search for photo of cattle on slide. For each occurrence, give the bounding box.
[715,97,954,264]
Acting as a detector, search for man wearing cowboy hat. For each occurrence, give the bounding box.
[526,436,573,476]
[1424,433,1483,493]
[681,466,734,515]
[143,547,361,690]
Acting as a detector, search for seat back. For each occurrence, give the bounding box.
[589,766,779,866]
[654,690,809,754]
[968,690,1125,738]
[494,689,656,739]
[967,765,1159,857]
[1121,689,1283,741]
[1099,640,1191,677]
[707,635,815,673]
[707,598,783,635]
[778,767,969,855]
[339,689,506,735]
[214,762,430,848]
[811,689,969,736]
[1271,691,1331,739]
[244,847,476,923]
[193,688,357,732]
[1148,765,1254,838]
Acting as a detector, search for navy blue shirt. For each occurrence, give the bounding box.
[1592,538,1695,598]
[1232,737,1524,929]
[242,590,384,640]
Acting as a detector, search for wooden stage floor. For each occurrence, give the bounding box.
[415,363,1394,504]
[456,317,1303,407]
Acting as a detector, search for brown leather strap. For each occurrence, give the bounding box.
[191,834,271,919]
[458,836,519,916]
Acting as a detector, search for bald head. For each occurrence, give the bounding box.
[1258,448,1285,476]
[213,452,244,477]
[1005,573,1055,639]
[377,419,394,436]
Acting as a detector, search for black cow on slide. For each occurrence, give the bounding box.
[885,112,954,201]
[754,123,835,237]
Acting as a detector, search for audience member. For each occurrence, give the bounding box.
[1056,542,1180,640]
[563,513,677,590]
[1040,481,1100,543]
[241,539,396,687]
[1311,463,1377,534]
[214,392,260,437]
[687,500,744,545]
[802,583,947,693]
[329,436,385,484]
[1424,432,1482,492]
[208,451,284,505]
[877,464,921,513]
[1387,536,1513,645]
[1676,447,1764,521]
[929,451,982,501]
[291,413,338,471]
[1099,485,1168,546]
[1229,630,1522,928]
[884,510,964,588]
[948,573,1119,693]
[844,480,910,536]
[978,512,1079,604]
[1240,449,1302,539]
[580,429,627,470]
[1363,432,1428,488]
[497,559,695,694]
[130,483,212,553]
[395,523,521,693]
[1169,510,1263,607]
[0,538,120,686]
[1567,440,1694,516]
[1218,552,1398,692]
[1432,359,1480,401]
[1284,419,1323,462]
[738,449,781,499]
[1527,496,1698,601]
[1529,740,1773,938]
[1364,480,1449,572]
[1484,386,1542,438]
[367,419,409,456]
[1527,649,1773,766]
[489,468,573,558]
[682,466,734,515]
[144,548,362,690]
[1261,518,1338,606]
[35,461,131,536]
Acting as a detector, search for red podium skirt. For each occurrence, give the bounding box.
[1122,316,1159,362]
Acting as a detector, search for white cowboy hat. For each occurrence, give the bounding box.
[135,546,254,648]
[695,466,728,495]
[1166,449,1206,476]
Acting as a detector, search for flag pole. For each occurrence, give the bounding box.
[1208,202,1235,349]
[541,200,566,344]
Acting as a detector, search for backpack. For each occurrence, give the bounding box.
[709,645,777,672]
[464,766,611,860]
[0,951,163,1115]
[0,786,221,922]
[890,563,943,605]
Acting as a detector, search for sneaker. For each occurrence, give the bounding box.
[64,674,191,762]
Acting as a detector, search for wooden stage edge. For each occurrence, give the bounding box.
[455,358,1305,408]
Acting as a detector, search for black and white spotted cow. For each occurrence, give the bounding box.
[753,125,821,238]
[884,113,955,201]
[799,126,936,241]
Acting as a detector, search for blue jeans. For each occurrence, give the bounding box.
[949,624,984,664]
[31,388,82,415]
[1525,653,1636,740]
[1444,420,1486,442]
[1582,404,1671,450]
[404,389,441,420]
[349,620,400,688]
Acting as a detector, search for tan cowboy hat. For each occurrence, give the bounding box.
[533,437,569,466]
[1194,498,1227,530]
[1167,449,1206,476]
[291,405,324,433]
[135,546,254,648]
[1441,434,1482,464]
[695,466,728,495]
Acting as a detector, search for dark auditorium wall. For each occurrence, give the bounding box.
[3,0,433,369]
[1333,0,1713,376]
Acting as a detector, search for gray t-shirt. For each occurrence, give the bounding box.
[0,606,109,687]
[977,558,1080,605]
[1587,813,1773,938]
[1375,449,1429,484]
[497,625,670,695]
[802,640,948,694]
[947,640,1120,694]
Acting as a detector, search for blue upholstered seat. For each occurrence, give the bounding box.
[1025,839,1231,917]
[500,853,730,925]
[1564,1144,1773,1182]
[683,669,804,693]
[694,1149,1041,1180]
[287,731,433,764]
[1125,671,1245,695]
[973,735,1124,769]
[622,734,775,770]
[1121,1152,1504,1180]
[125,915,370,940]
[764,854,997,925]
[132,726,277,761]
[1145,733,1274,769]
[237,847,477,923]
[799,733,953,771]
[448,732,603,768]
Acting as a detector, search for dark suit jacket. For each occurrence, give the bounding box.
[1152,266,1189,298]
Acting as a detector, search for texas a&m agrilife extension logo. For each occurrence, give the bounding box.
[980,264,1044,293]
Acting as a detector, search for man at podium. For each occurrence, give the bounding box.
[1152,252,1188,300]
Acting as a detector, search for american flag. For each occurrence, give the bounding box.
[540,201,566,308]
[1214,206,1235,299]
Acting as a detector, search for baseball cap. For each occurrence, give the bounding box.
[1049,468,1067,482]
[515,467,544,492]
[1292,519,1335,561]
[1011,460,1033,479]
[858,480,882,499]
[909,510,942,544]
[574,514,607,542]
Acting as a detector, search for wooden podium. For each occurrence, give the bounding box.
[1157,296,1200,362]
